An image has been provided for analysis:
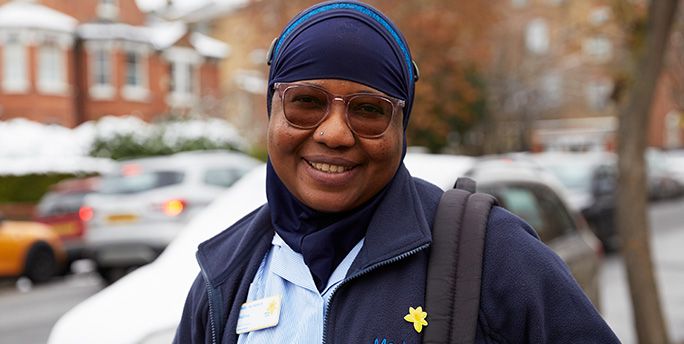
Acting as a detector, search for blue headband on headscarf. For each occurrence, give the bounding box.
[265,1,418,291]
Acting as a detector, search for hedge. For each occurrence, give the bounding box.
[0,173,84,203]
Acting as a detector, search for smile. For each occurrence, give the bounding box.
[307,160,353,173]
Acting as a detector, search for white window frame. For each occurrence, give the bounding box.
[583,36,613,63]
[86,41,115,100]
[37,41,67,94]
[122,42,150,102]
[163,47,202,108]
[584,79,613,110]
[2,32,29,93]
[525,18,550,55]
[97,0,119,21]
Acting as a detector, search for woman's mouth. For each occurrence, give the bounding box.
[307,160,353,173]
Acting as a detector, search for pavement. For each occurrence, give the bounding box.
[601,216,684,343]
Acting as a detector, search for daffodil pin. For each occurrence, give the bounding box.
[404,306,428,333]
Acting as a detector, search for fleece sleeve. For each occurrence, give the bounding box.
[476,207,620,344]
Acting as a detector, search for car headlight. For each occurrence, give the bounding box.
[137,327,177,344]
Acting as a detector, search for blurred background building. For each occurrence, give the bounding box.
[0,0,227,127]
[0,0,682,151]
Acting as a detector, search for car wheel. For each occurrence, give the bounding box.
[23,243,58,283]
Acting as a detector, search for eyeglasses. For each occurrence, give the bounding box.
[274,82,405,138]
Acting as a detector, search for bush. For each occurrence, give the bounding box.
[89,124,243,161]
[0,173,82,203]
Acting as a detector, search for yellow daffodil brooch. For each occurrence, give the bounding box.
[404,306,428,333]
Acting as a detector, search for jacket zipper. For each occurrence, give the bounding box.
[321,243,430,344]
[202,271,219,344]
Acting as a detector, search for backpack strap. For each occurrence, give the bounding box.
[423,177,498,344]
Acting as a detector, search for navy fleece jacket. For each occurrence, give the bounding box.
[175,178,620,344]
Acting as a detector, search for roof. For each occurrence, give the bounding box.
[79,20,229,58]
[172,0,248,23]
[190,32,230,59]
[78,22,150,43]
[0,1,77,33]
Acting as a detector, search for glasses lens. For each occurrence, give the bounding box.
[347,95,394,137]
[282,86,328,128]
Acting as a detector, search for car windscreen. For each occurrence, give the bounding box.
[545,164,593,193]
[98,171,184,194]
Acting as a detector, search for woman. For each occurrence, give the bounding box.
[175,1,620,343]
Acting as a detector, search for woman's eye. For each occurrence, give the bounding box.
[293,95,323,105]
[355,104,384,115]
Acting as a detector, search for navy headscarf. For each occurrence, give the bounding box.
[266,1,418,291]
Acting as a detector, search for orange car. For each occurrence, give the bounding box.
[0,215,66,283]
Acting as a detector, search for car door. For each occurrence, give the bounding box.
[482,182,601,307]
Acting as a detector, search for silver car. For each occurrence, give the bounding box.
[462,156,604,308]
[83,150,261,283]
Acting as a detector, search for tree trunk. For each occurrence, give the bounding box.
[616,1,679,343]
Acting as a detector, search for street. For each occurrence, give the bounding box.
[0,198,683,344]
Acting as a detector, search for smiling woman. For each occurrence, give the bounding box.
[174,2,620,344]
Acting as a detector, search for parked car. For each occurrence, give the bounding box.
[646,148,684,201]
[82,150,261,283]
[529,151,619,252]
[0,213,66,283]
[665,149,684,187]
[49,153,604,344]
[34,176,101,269]
[462,156,603,305]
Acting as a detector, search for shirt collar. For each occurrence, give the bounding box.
[271,233,364,295]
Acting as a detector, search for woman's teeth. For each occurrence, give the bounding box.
[310,161,350,173]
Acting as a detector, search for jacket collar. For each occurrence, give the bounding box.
[195,175,438,287]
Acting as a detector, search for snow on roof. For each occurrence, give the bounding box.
[174,0,248,23]
[190,32,230,58]
[147,20,187,50]
[233,70,267,94]
[78,22,150,43]
[0,1,77,33]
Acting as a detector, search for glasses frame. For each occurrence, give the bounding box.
[273,82,405,139]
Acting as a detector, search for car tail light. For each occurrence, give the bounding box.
[79,206,94,222]
[162,199,186,217]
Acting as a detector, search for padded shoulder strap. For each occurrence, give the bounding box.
[423,180,497,344]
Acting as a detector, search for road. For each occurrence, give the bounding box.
[0,269,103,344]
[601,197,684,344]
[0,198,682,344]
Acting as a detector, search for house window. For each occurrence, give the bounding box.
[583,37,612,63]
[122,47,149,102]
[585,79,613,110]
[97,0,119,20]
[2,34,28,92]
[125,51,141,87]
[164,47,201,107]
[89,45,114,99]
[540,73,562,108]
[93,48,111,86]
[38,41,66,94]
[170,61,196,95]
[526,19,550,55]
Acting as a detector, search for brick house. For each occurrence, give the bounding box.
[0,0,228,128]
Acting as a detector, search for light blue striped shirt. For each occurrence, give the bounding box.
[237,233,364,344]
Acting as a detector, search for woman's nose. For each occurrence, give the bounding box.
[313,100,355,148]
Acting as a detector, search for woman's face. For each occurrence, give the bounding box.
[268,79,404,213]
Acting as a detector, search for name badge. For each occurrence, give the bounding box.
[236,295,282,334]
